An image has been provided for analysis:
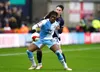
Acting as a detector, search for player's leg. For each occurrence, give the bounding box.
[55,37,66,62]
[36,49,43,69]
[59,48,66,63]
[37,49,42,63]
[27,40,43,70]
[62,52,66,62]
[26,43,38,70]
[36,45,45,69]
[50,44,72,71]
[45,39,68,70]
[50,44,67,69]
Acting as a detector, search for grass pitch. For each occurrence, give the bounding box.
[0,43,100,72]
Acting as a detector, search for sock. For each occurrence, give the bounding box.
[55,50,68,68]
[62,53,66,63]
[37,50,42,63]
[38,63,42,66]
[26,50,36,66]
[60,59,68,69]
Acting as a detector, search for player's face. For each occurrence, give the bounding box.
[49,15,57,23]
[55,7,63,16]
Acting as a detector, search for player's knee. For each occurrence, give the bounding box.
[26,50,33,54]
[26,50,29,54]
[55,50,63,60]
[26,49,31,52]
[59,49,62,53]
[26,50,33,58]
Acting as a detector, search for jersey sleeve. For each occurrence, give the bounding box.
[32,19,48,30]
[37,19,48,27]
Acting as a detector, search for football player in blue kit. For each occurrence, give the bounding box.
[26,11,69,70]
[35,5,72,71]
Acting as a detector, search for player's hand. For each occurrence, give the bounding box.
[31,29,36,33]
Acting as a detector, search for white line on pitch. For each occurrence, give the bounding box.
[0,47,100,56]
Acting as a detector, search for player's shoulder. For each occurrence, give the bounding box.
[41,19,49,24]
[59,16,64,21]
[57,16,64,25]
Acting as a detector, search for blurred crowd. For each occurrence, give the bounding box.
[0,1,29,33]
[0,1,100,34]
[76,13,100,32]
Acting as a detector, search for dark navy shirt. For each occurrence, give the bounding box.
[53,16,64,40]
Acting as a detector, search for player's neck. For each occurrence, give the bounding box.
[57,15,61,18]
[50,21,54,24]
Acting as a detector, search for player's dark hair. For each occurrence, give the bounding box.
[44,11,58,19]
[50,11,58,16]
[56,5,64,11]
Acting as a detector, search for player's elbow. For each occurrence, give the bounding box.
[32,24,38,30]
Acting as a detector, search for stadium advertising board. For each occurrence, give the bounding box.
[91,33,100,43]
[77,33,84,44]
[24,34,32,46]
[60,33,70,45]
[69,33,78,44]
[1,33,100,48]
[60,33,84,45]
[10,0,26,5]
[18,34,26,47]
[84,32,91,44]
[0,34,19,48]
[0,34,33,48]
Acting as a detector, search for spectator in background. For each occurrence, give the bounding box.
[3,23,11,31]
[62,26,69,33]
[0,22,3,33]
[0,2,5,28]
[11,7,23,29]
[8,17,17,30]
[16,8,23,28]
[3,23,12,33]
[77,14,94,32]
[92,11,100,32]
[1,1,10,28]
[18,23,29,33]
[3,17,11,31]
[0,1,26,33]
[11,7,17,17]
[92,19,100,32]
[76,16,86,32]
[86,14,94,32]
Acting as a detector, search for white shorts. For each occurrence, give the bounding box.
[53,37,60,45]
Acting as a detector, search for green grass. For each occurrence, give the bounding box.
[0,44,100,72]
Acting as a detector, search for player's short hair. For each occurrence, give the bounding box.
[56,5,64,11]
